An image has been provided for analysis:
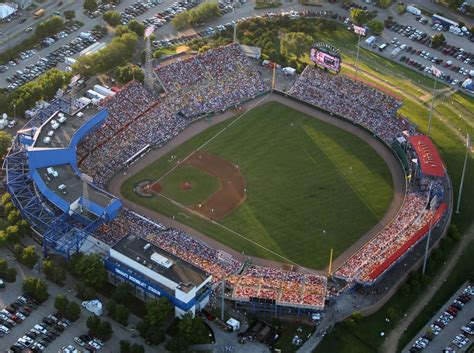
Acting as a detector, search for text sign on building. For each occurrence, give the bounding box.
[114,267,161,296]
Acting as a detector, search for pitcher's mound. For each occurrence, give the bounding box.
[181,181,193,191]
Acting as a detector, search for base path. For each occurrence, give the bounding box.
[382,223,474,353]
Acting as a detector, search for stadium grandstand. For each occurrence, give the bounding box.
[4,44,451,317]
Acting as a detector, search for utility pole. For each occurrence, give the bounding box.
[353,25,366,79]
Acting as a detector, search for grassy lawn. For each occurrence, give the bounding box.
[123,101,393,269]
[159,165,219,206]
[273,321,315,352]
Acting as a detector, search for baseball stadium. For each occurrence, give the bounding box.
[5,43,452,318]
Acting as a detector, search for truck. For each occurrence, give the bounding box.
[406,5,421,16]
[33,8,45,19]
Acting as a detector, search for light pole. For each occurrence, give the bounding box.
[422,180,433,276]
[352,25,366,79]
[13,104,16,121]
[427,66,441,136]
[455,133,470,214]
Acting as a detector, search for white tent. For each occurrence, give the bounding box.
[0,4,16,20]
[226,317,240,331]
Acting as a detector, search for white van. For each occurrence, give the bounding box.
[378,43,388,51]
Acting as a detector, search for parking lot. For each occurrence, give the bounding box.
[0,248,155,353]
[370,11,474,85]
[403,283,474,353]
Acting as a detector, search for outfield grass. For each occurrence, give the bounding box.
[160,165,219,206]
[122,101,394,269]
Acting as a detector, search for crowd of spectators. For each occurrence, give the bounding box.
[288,66,409,143]
[78,45,268,186]
[334,193,434,283]
[227,266,327,308]
[94,209,242,282]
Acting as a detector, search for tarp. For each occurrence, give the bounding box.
[0,4,15,19]
[368,202,448,281]
[408,135,445,177]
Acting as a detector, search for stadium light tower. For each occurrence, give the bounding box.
[422,180,434,275]
[144,26,156,92]
[353,25,366,79]
[427,65,442,136]
[455,133,470,214]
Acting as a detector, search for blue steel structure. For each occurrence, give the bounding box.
[4,99,122,258]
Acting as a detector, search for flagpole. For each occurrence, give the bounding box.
[455,133,470,214]
[427,71,438,136]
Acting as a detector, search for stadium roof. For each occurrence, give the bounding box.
[112,236,209,292]
[34,105,101,149]
[408,135,445,177]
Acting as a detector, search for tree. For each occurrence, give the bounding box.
[87,315,101,332]
[103,11,121,26]
[17,220,31,237]
[350,9,368,25]
[280,32,313,61]
[64,10,76,21]
[172,2,220,29]
[35,16,65,39]
[0,259,7,275]
[95,320,113,341]
[66,301,81,321]
[120,340,131,353]
[0,231,7,247]
[5,267,17,282]
[431,34,446,49]
[368,19,384,34]
[176,313,208,345]
[377,0,392,8]
[112,282,133,304]
[7,209,20,224]
[0,131,12,159]
[5,225,19,242]
[20,245,38,268]
[128,20,145,37]
[75,253,107,290]
[114,304,130,326]
[145,326,165,345]
[1,193,11,206]
[448,224,460,241]
[13,244,22,259]
[165,336,187,353]
[115,64,144,84]
[130,344,145,353]
[396,4,406,14]
[43,259,67,286]
[23,277,49,303]
[83,0,98,13]
[75,282,97,300]
[106,299,117,318]
[145,297,173,327]
[55,295,70,315]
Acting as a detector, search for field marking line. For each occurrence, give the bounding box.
[158,187,302,268]
[153,93,271,185]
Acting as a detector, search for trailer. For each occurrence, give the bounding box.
[85,90,105,100]
[432,14,459,28]
[407,5,421,16]
[93,84,115,97]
